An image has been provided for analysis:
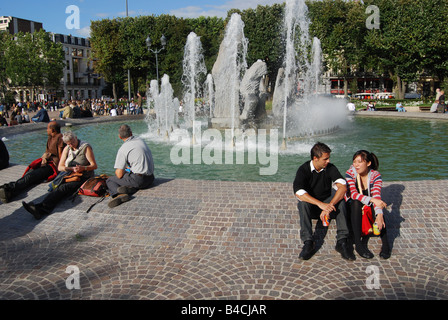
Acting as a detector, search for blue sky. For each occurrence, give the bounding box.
[0,0,284,38]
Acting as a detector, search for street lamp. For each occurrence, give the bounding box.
[126,0,131,112]
[146,35,167,84]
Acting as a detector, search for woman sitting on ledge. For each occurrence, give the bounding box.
[345,150,391,259]
[23,131,97,220]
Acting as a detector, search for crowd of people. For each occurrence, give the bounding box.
[0,97,145,127]
[346,87,447,113]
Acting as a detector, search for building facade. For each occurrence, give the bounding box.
[0,16,43,34]
[51,33,105,101]
[1,16,105,103]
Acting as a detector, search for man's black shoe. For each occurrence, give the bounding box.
[379,247,391,259]
[355,244,374,259]
[117,186,138,195]
[22,201,43,220]
[335,239,356,261]
[299,240,315,260]
[0,186,11,203]
[108,194,131,208]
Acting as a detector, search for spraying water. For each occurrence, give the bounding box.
[182,32,207,138]
[280,0,347,147]
[211,13,248,139]
[204,74,214,118]
[147,75,177,139]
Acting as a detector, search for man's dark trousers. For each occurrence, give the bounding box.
[297,191,350,243]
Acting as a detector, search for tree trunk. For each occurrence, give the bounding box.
[113,82,118,103]
[344,76,349,98]
[396,75,405,100]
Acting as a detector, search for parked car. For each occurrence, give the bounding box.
[404,93,422,99]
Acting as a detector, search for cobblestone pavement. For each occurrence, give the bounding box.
[1,163,447,300]
[1,113,447,302]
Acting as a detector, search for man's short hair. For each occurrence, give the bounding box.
[119,125,133,139]
[311,142,331,160]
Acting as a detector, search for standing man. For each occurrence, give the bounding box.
[106,125,155,208]
[293,142,355,261]
[0,121,65,203]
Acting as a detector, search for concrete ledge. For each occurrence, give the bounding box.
[354,110,448,121]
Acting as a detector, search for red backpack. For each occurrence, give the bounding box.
[73,175,110,213]
[78,175,109,197]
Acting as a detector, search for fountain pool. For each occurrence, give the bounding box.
[3,116,448,182]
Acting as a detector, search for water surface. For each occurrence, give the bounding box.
[4,116,447,182]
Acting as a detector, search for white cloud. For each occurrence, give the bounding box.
[76,25,91,38]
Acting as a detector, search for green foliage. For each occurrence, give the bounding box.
[88,0,448,100]
[234,4,285,86]
[3,29,64,90]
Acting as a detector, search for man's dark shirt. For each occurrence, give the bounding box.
[293,161,345,202]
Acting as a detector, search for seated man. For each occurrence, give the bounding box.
[32,104,50,123]
[106,125,155,208]
[395,102,406,112]
[61,103,74,119]
[293,142,355,261]
[0,121,65,203]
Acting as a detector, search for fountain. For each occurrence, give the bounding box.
[204,74,214,118]
[146,74,178,139]
[182,32,207,144]
[272,0,347,149]
[211,12,248,139]
[146,0,346,151]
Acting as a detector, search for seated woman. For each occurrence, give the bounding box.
[345,150,391,259]
[23,131,97,220]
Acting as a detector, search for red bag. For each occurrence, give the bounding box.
[361,205,374,236]
[357,174,374,236]
[23,158,58,181]
[78,175,109,197]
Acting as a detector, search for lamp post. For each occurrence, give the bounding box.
[126,0,131,112]
[146,35,167,84]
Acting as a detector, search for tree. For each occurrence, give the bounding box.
[364,0,448,98]
[307,0,367,97]
[90,18,126,102]
[0,32,8,102]
[3,29,64,101]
